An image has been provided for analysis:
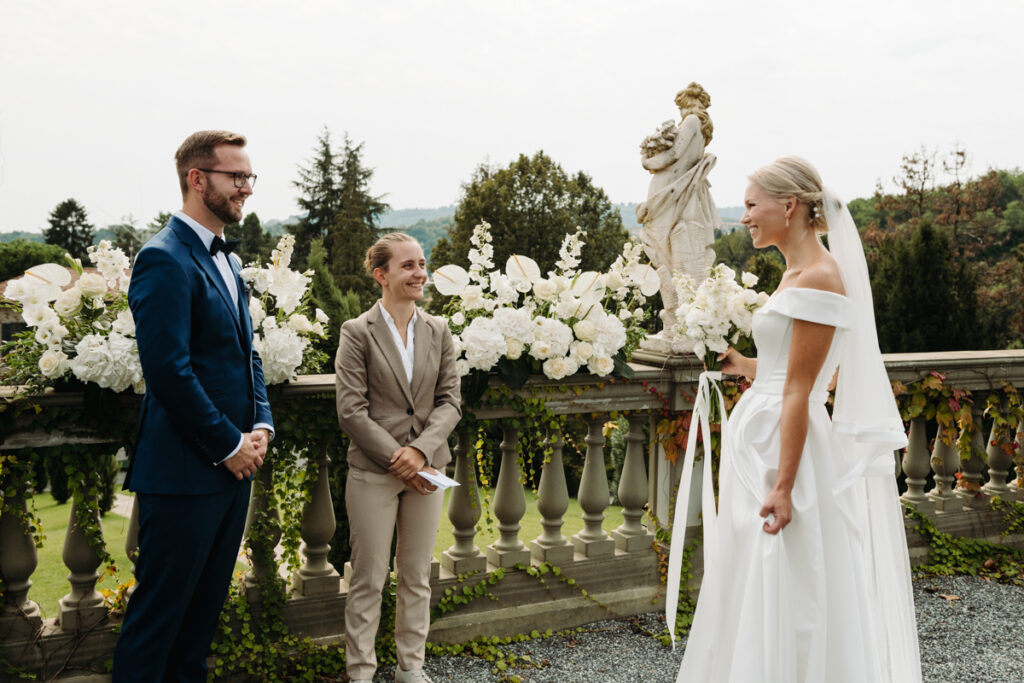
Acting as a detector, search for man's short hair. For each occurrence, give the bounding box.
[174,130,247,196]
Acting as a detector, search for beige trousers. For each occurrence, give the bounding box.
[344,466,443,679]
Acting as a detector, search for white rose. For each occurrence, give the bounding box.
[543,356,578,381]
[315,307,329,324]
[506,338,524,360]
[112,308,136,336]
[451,311,466,326]
[573,319,597,342]
[288,313,314,334]
[249,298,266,326]
[571,340,594,362]
[38,349,69,379]
[54,286,83,317]
[532,278,558,301]
[587,354,615,377]
[461,285,485,310]
[77,272,108,298]
[741,271,759,288]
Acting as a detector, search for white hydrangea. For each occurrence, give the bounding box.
[254,325,307,384]
[111,308,136,337]
[461,316,505,371]
[529,317,573,361]
[542,356,579,380]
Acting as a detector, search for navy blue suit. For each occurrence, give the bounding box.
[113,215,273,682]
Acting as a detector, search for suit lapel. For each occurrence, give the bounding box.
[170,218,245,344]
[410,314,432,401]
[229,254,252,349]
[368,303,415,406]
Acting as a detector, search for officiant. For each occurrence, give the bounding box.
[334,232,461,683]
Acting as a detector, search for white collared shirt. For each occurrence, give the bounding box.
[175,211,239,308]
[378,301,416,385]
[173,211,272,462]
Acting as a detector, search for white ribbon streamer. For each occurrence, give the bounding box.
[665,369,729,649]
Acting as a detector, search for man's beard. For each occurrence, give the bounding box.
[203,184,242,224]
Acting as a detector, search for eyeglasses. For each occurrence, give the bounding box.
[197,169,257,188]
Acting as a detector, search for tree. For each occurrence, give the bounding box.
[109,214,153,261]
[870,219,983,352]
[225,212,274,266]
[0,240,70,282]
[289,129,389,309]
[327,137,389,308]
[290,128,346,269]
[430,152,629,281]
[306,238,361,365]
[146,211,174,233]
[43,198,95,260]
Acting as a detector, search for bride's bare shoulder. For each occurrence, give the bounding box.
[793,255,845,296]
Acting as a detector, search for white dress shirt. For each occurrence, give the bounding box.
[175,211,273,462]
[378,301,416,385]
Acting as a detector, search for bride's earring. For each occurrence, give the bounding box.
[785,215,790,228]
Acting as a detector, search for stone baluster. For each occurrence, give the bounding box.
[983,415,1014,498]
[900,417,934,513]
[1013,421,1024,502]
[928,423,962,513]
[58,497,107,631]
[530,433,573,565]
[442,431,487,575]
[293,444,341,596]
[486,425,530,568]
[0,486,42,637]
[125,497,139,599]
[572,416,615,559]
[957,399,990,510]
[612,414,654,552]
[245,462,282,596]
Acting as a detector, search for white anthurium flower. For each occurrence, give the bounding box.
[431,264,470,297]
[26,263,72,288]
[571,271,606,309]
[505,254,541,293]
[631,264,661,297]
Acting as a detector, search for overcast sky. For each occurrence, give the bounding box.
[1,0,1021,233]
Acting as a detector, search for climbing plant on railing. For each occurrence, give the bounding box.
[892,371,977,461]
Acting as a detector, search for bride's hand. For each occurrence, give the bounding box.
[717,347,751,377]
[759,487,792,535]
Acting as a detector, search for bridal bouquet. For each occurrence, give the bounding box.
[239,234,328,385]
[431,222,659,396]
[672,263,769,371]
[1,241,144,395]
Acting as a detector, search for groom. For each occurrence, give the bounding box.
[113,130,273,682]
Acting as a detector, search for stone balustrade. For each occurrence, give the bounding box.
[4,349,1024,676]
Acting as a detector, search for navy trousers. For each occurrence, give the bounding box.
[112,481,250,682]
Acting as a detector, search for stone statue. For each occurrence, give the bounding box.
[637,82,720,346]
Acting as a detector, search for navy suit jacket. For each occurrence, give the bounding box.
[126,216,273,495]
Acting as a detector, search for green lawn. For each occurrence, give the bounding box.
[28,493,134,619]
[27,489,627,614]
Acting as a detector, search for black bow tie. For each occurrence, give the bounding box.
[210,236,241,257]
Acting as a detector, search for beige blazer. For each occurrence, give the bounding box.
[335,302,462,473]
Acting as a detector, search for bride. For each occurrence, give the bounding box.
[673,157,922,682]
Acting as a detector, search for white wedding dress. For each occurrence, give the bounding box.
[676,287,922,682]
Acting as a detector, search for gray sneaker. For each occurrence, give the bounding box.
[394,668,434,683]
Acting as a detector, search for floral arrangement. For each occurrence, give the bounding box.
[239,234,328,384]
[431,222,659,393]
[1,241,143,394]
[640,120,679,158]
[672,263,768,370]
[1,235,326,396]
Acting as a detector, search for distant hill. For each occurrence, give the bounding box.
[0,231,44,243]
[381,206,457,228]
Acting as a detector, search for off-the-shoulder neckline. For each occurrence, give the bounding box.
[771,286,849,301]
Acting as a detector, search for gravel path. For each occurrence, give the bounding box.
[364,576,1024,682]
